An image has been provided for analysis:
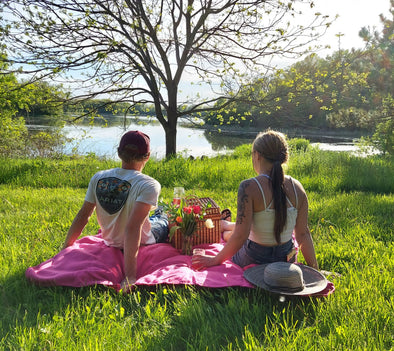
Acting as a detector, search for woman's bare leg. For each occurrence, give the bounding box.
[221,220,235,242]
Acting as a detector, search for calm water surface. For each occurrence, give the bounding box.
[34,117,364,159]
[62,123,233,159]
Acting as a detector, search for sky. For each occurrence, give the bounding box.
[309,0,391,54]
[5,0,390,99]
[179,0,392,99]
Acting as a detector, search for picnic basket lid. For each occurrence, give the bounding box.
[185,196,220,215]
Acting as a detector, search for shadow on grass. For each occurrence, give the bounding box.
[0,270,110,341]
[335,156,394,195]
[309,192,393,243]
[1,272,322,349]
[140,286,321,350]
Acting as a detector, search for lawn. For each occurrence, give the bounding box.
[0,144,393,350]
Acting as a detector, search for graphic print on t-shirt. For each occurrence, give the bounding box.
[96,177,131,214]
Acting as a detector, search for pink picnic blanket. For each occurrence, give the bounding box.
[26,234,334,297]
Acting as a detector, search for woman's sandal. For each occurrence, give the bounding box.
[221,208,232,221]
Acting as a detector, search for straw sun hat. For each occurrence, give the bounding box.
[243,262,327,296]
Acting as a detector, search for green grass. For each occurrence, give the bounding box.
[0,146,393,350]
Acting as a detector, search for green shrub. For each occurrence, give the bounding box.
[288,137,310,152]
[0,112,28,157]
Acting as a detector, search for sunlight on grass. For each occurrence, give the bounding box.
[0,148,393,349]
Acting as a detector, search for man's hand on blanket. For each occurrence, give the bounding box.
[120,277,136,293]
[191,253,217,270]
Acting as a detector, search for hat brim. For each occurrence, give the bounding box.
[243,263,328,296]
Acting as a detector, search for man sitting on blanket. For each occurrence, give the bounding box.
[62,130,168,292]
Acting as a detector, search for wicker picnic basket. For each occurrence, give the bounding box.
[170,197,222,250]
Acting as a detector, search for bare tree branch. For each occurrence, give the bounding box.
[0,0,332,156]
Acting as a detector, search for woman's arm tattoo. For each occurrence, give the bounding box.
[236,181,250,225]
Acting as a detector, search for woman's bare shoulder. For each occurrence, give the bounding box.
[239,177,257,190]
[285,175,308,206]
[285,175,305,190]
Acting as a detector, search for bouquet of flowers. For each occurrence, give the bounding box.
[162,197,215,254]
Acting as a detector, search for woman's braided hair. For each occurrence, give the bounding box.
[253,130,289,244]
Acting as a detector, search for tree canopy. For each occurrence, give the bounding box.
[0,0,331,157]
[0,48,71,157]
[205,1,393,154]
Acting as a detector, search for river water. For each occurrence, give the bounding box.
[30,117,364,159]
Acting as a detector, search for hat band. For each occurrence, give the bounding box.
[265,282,304,293]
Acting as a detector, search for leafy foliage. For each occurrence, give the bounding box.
[0,0,331,157]
[0,1,392,157]
[18,81,68,125]
[370,94,394,155]
[0,52,28,156]
[205,49,373,129]
[0,50,71,157]
[0,111,28,157]
[204,3,393,154]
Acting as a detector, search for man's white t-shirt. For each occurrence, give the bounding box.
[85,168,160,248]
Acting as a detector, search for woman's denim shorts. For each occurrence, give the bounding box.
[232,239,294,268]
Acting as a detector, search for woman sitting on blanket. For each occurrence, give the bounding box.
[192,129,319,270]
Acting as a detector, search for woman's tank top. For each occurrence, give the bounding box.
[249,176,298,246]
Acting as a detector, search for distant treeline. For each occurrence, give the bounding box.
[1,10,392,156]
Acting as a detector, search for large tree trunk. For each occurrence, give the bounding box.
[164,84,178,158]
[164,125,177,158]
[164,109,178,158]
[153,94,177,158]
